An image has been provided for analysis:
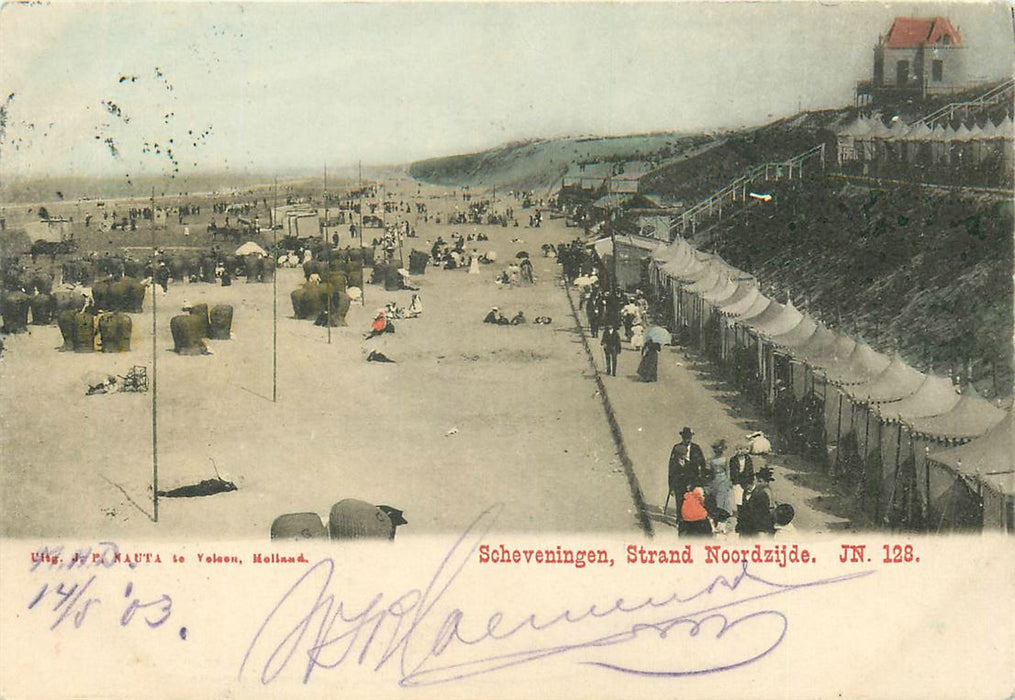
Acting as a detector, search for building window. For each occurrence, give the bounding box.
[932,60,943,82]
[941,35,951,46]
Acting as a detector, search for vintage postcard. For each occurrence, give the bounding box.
[1,1,1013,698]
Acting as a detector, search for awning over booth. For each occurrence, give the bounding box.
[662,247,703,278]
[717,280,758,313]
[730,293,771,322]
[800,329,856,370]
[906,394,1007,442]
[743,299,785,329]
[928,412,1013,484]
[700,275,740,305]
[769,314,819,350]
[751,298,804,338]
[676,255,721,284]
[845,354,925,403]
[823,342,891,386]
[877,375,961,424]
[719,283,762,316]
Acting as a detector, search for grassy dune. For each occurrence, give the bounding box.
[708,178,1013,397]
[409,133,709,192]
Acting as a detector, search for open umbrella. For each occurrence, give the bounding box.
[515,251,530,259]
[645,326,671,345]
[235,241,267,257]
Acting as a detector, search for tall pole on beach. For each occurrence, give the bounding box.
[359,160,366,307]
[324,164,331,345]
[607,174,617,293]
[272,176,278,403]
[150,187,159,523]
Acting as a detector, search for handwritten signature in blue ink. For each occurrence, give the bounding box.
[27,542,173,633]
[240,505,875,687]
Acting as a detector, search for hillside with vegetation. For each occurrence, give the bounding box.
[637,109,854,202]
[704,177,1013,398]
[409,133,712,192]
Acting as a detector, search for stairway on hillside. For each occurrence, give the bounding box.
[667,144,827,240]
[917,79,1014,128]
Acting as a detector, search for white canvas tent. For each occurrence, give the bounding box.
[235,241,267,257]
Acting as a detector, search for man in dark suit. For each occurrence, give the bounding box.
[601,326,621,377]
[667,427,707,521]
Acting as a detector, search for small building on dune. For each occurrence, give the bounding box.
[859,16,967,103]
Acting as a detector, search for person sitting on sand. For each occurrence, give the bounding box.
[507,263,521,284]
[510,311,526,325]
[86,376,118,396]
[384,301,404,319]
[365,310,394,339]
[398,269,420,291]
[406,294,423,318]
[483,306,508,325]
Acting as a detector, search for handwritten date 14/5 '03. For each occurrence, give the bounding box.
[27,577,174,633]
[837,544,919,564]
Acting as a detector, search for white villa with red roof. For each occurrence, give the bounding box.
[871,16,966,95]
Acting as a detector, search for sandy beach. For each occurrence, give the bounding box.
[1,179,846,541]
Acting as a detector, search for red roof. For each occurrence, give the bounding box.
[884,17,962,49]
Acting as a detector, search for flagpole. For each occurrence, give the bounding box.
[607,174,617,294]
[150,187,159,522]
[324,164,331,345]
[272,176,278,403]
[359,160,365,307]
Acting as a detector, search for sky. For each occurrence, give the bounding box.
[0,1,1011,180]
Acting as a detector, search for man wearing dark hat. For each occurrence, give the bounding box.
[737,466,776,536]
[667,427,706,521]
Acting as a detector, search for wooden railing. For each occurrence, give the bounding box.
[668,143,826,239]
[918,79,1014,128]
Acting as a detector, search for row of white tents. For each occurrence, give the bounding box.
[647,235,1013,532]
[836,115,1014,167]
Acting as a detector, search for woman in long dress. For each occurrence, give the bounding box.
[706,440,735,533]
[636,339,659,382]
